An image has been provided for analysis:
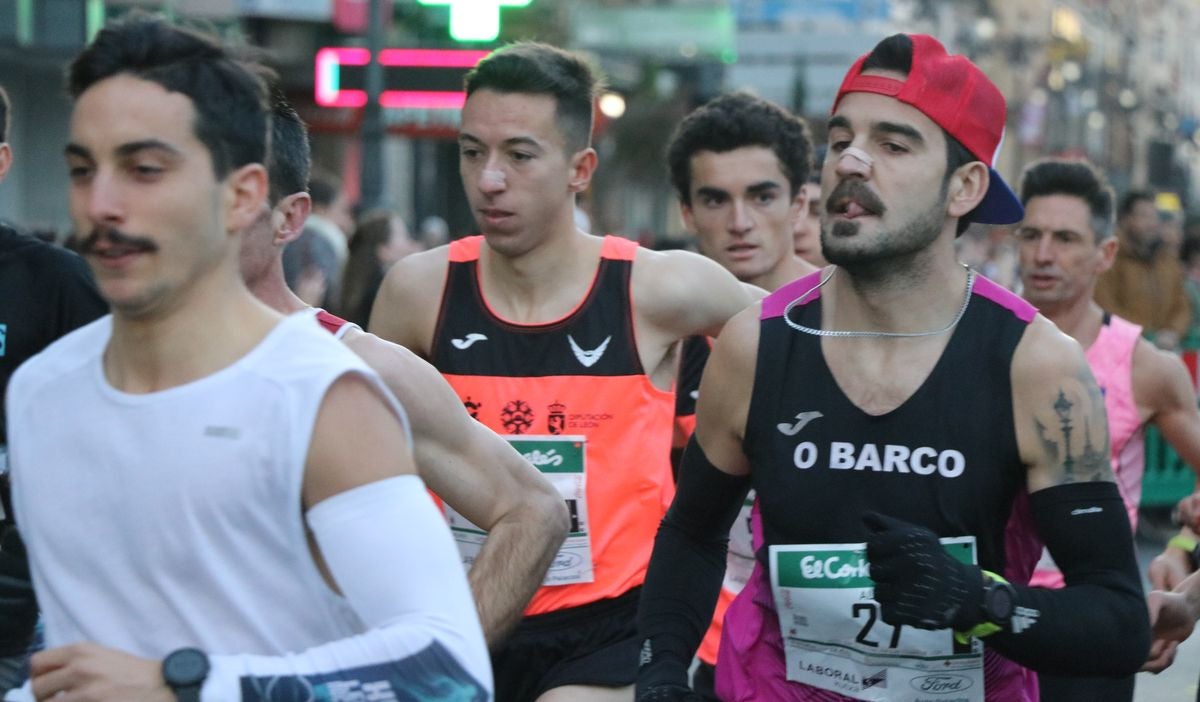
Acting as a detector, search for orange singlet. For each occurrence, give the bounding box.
[430,235,676,615]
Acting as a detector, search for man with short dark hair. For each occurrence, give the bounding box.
[637,34,1148,702]
[1014,158,1200,700]
[6,16,488,700]
[1095,190,1191,349]
[371,41,755,702]
[0,82,107,695]
[243,91,569,651]
[664,91,816,698]
[667,91,816,293]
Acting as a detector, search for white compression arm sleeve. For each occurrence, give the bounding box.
[201,474,492,700]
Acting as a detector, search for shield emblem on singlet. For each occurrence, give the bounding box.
[548,401,566,435]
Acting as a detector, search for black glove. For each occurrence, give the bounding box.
[635,685,704,702]
[863,511,984,631]
[636,638,702,702]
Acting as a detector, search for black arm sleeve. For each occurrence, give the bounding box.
[636,437,752,691]
[986,481,1149,676]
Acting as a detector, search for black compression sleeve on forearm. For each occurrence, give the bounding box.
[985,481,1149,676]
[636,437,752,691]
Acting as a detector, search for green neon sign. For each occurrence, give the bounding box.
[417,0,532,42]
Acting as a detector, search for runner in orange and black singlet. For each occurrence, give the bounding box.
[432,235,676,700]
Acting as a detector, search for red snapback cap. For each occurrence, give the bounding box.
[832,34,1023,226]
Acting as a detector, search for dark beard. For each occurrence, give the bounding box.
[821,203,944,271]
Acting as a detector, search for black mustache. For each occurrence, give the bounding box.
[825,179,886,216]
[78,228,157,255]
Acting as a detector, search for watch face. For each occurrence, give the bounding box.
[164,648,209,687]
[986,583,1016,621]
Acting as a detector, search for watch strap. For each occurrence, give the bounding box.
[954,570,1009,644]
[1168,534,1200,571]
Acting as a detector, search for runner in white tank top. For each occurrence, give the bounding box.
[4,16,489,701]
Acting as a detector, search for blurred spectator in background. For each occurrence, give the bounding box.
[958,223,1020,291]
[1095,190,1191,350]
[282,224,338,308]
[308,168,354,255]
[1181,231,1200,349]
[792,145,826,267]
[1157,193,1185,258]
[419,215,450,249]
[341,210,419,327]
[284,168,351,308]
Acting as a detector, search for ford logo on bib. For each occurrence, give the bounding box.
[910,673,974,694]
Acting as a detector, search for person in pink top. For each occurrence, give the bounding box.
[1014,158,1200,699]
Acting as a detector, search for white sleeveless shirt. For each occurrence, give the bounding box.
[6,310,407,658]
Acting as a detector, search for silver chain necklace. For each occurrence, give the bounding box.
[783,265,975,338]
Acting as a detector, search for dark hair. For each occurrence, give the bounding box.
[341,210,399,325]
[266,91,310,205]
[1018,159,1115,241]
[308,169,340,209]
[1119,190,1155,218]
[0,85,9,143]
[860,34,976,234]
[67,13,268,179]
[666,91,813,206]
[464,42,600,153]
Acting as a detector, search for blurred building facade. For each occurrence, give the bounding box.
[1,0,1199,240]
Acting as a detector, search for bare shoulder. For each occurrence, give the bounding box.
[304,371,415,509]
[709,301,764,363]
[693,301,763,474]
[1132,336,1196,411]
[631,247,754,338]
[1012,314,1089,383]
[369,245,452,354]
[1012,315,1114,490]
[341,329,443,403]
[631,247,733,301]
[701,302,763,414]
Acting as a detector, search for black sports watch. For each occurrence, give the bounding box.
[162,647,209,702]
[981,575,1016,627]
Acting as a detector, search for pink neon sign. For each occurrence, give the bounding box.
[315,47,489,109]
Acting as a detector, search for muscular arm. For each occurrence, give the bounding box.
[635,249,757,343]
[344,330,569,648]
[636,305,759,696]
[367,247,449,355]
[1018,318,1115,490]
[985,317,1149,674]
[1130,342,1200,592]
[1166,267,1192,339]
[1136,339,1200,475]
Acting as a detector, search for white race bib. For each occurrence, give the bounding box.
[769,539,983,702]
[446,435,594,585]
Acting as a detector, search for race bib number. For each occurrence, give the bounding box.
[769,539,983,702]
[446,435,594,585]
